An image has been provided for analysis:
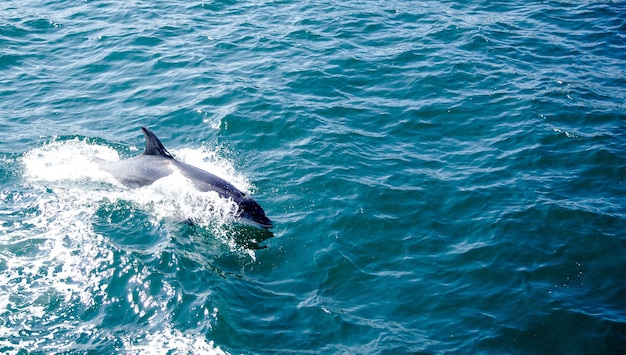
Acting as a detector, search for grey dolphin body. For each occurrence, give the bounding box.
[95,127,272,229]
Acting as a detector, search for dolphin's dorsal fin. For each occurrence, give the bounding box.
[141,126,174,158]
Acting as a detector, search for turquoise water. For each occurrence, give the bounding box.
[1,0,625,353]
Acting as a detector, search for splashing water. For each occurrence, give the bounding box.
[0,137,257,354]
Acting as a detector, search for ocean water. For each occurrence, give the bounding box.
[1,0,625,353]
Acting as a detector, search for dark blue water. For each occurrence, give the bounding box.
[1,0,625,353]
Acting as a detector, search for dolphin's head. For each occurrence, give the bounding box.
[237,196,273,229]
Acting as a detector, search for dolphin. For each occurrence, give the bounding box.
[94,126,273,229]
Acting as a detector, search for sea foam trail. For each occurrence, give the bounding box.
[0,138,252,354]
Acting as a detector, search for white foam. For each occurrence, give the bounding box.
[22,137,119,183]
[122,327,228,355]
[0,137,253,353]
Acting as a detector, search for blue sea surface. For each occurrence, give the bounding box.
[1,0,625,353]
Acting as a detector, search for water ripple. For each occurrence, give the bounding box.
[1,0,625,353]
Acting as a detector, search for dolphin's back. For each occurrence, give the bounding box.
[141,126,245,198]
[95,126,273,228]
[173,160,245,198]
[95,155,173,188]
